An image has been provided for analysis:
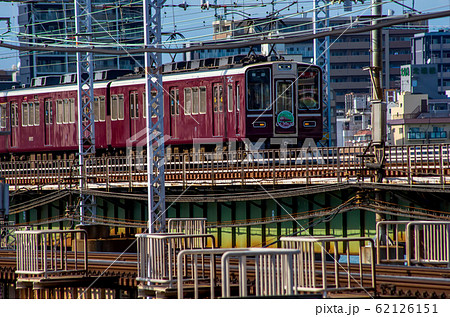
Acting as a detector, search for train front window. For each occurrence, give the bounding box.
[298,67,320,110]
[276,80,294,114]
[246,68,271,111]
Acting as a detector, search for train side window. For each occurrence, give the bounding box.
[192,87,199,114]
[28,102,35,126]
[236,83,240,112]
[21,102,28,127]
[44,99,52,125]
[118,94,124,120]
[135,93,139,118]
[63,99,70,123]
[199,86,206,114]
[170,88,179,115]
[130,92,135,119]
[99,96,106,121]
[130,91,138,119]
[70,99,75,123]
[213,84,223,112]
[0,103,7,129]
[56,100,63,124]
[184,88,192,115]
[227,84,233,112]
[142,92,146,118]
[111,95,118,120]
[34,102,40,126]
[11,103,18,127]
[94,97,99,122]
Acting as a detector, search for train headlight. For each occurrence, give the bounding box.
[303,121,316,127]
[253,121,266,128]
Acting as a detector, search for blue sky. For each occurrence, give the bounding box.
[0,0,449,72]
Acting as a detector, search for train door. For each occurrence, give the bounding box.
[212,83,224,137]
[235,82,240,135]
[0,103,8,149]
[10,102,18,148]
[129,91,138,141]
[274,79,297,136]
[169,87,179,138]
[44,98,53,146]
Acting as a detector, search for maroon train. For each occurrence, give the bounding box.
[0,55,322,159]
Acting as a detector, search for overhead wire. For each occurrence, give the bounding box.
[0,2,445,77]
[1,1,446,45]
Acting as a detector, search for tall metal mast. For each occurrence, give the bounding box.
[75,0,96,223]
[313,0,331,146]
[144,0,166,233]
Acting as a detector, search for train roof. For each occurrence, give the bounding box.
[0,55,318,97]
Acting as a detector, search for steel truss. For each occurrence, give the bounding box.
[144,0,166,233]
[314,0,332,147]
[75,0,96,223]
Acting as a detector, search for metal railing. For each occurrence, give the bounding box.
[375,221,409,265]
[167,218,207,235]
[376,221,450,267]
[406,221,450,266]
[15,229,88,279]
[136,233,215,289]
[1,143,450,188]
[281,236,376,297]
[177,248,251,299]
[221,249,300,298]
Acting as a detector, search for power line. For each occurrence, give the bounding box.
[0,10,447,55]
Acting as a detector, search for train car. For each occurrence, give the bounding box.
[0,55,322,159]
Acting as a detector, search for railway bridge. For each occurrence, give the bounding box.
[1,144,450,299]
[2,143,450,190]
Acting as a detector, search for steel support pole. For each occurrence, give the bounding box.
[75,0,96,224]
[144,0,166,233]
[370,0,385,147]
[369,0,387,235]
[314,0,331,147]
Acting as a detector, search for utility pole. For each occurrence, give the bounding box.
[75,0,96,224]
[144,0,166,233]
